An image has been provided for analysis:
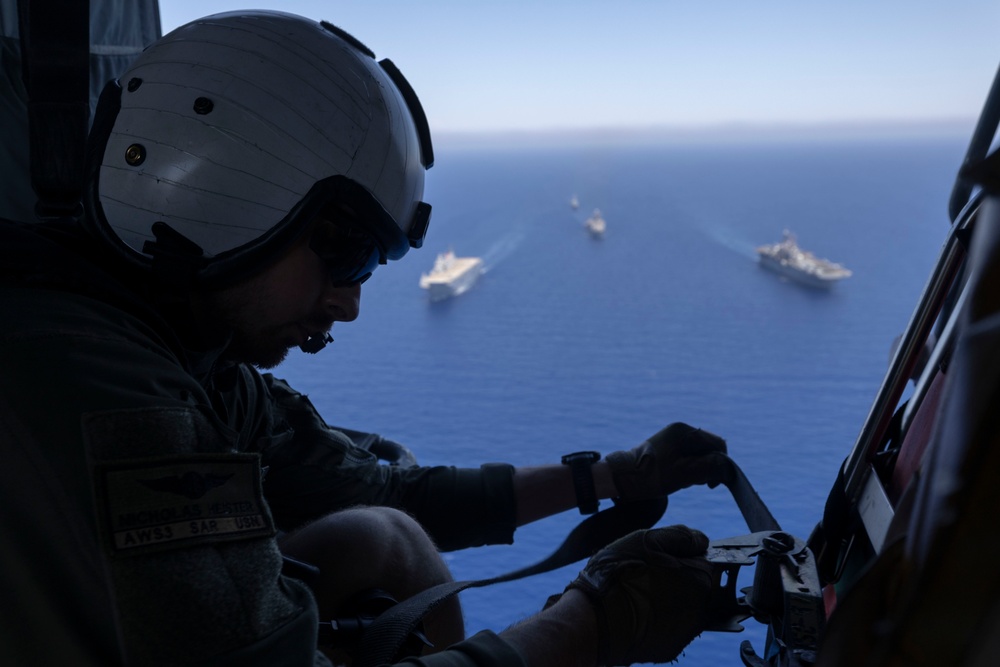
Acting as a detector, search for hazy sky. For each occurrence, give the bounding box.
[159,1,1000,135]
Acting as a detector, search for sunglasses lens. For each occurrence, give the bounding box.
[331,247,379,285]
[311,223,382,286]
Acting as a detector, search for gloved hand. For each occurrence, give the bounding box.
[567,525,715,666]
[606,422,728,500]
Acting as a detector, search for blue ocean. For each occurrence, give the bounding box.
[276,131,968,665]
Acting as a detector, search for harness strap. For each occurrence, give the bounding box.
[720,454,781,533]
[352,455,774,666]
[17,0,91,220]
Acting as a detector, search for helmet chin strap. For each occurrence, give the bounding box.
[299,332,333,354]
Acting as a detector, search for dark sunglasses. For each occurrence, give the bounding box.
[309,221,383,286]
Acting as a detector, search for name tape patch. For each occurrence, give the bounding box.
[97,454,275,555]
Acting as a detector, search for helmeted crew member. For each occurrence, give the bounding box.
[0,10,727,665]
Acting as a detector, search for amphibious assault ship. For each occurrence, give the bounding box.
[419,249,484,301]
[756,231,851,288]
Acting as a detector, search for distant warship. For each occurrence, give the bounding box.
[419,249,484,301]
[757,231,851,287]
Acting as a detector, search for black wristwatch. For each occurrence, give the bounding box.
[561,451,601,515]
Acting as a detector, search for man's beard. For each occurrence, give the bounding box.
[224,331,291,369]
[207,285,296,369]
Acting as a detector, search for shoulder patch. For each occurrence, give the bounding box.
[95,453,275,556]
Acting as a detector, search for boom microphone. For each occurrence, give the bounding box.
[299,332,333,354]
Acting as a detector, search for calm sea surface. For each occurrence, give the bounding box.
[276,132,968,665]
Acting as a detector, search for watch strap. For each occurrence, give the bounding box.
[561,451,601,515]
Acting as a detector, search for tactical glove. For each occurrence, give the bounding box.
[567,525,714,666]
[606,422,728,500]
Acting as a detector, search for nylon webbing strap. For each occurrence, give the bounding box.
[353,497,667,667]
[720,455,781,533]
[353,455,776,667]
[18,0,91,219]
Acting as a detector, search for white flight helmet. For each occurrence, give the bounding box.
[84,10,433,286]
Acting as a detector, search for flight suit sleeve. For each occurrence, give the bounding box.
[260,375,518,551]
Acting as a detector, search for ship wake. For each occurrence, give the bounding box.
[480,229,526,274]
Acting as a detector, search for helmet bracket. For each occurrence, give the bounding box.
[409,202,431,249]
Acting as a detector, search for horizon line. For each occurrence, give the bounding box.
[434,117,978,146]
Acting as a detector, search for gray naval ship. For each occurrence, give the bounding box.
[756,230,852,288]
[584,208,607,238]
[419,249,484,301]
